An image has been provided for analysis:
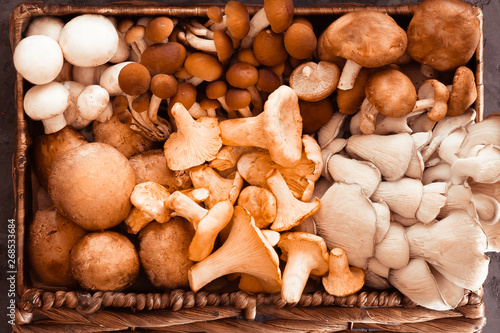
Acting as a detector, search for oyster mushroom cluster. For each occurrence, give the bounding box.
[16,0,499,311]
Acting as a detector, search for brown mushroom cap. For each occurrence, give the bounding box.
[213,30,235,63]
[139,218,195,289]
[226,62,258,89]
[253,29,288,67]
[70,231,140,291]
[124,25,146,44]
[299,98,334,134]
[237,48,261,67]
[289,61,340,102]
[29,206,87,287]
[321,10,407,68]
[207,6,223,23]
[141,42,187,75]
[151,73,178,99]
[34,126,87,188]
[225,1,250,40]
[200,97,221,111]
[225,88,252,110]
[257,68,281,93]
[447,66,477,117]
[184,52,223,82]
[337,68,370,115]
[48,142,136,231]
[146,16,174,43]
[365,69,417,118]
[284,23,317,60]
[264,0,295,34]
[206,80,228,99]
[118,62,151,96]
[406,0,480,71]
[168,82,197,112]
[131,91,152,112]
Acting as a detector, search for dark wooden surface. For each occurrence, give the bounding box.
[1,0,499,332]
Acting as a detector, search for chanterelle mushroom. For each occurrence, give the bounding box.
[322,248,365,297]
[278,232,329,303]
[188,206,282,293]
[219,85,303,167]
[164,102,222,171]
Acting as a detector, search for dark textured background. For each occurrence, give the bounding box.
[1,0,499,332]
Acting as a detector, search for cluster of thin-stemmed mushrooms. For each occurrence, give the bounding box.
[16,0,500,311]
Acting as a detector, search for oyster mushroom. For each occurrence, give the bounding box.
[371,178,423,219]
[406,210,489,291]
[457,113,500,157]
[345,133,414,181]
[266,169,321,232]
[374,222,410,270]
[389,259,465,310]
[219,85,303,167]
[451,144,500,184]
[164,103,222,171]
[188,206,282,293]
[278,232,329,303]
[322,248,365,297]
[314,182,377,269]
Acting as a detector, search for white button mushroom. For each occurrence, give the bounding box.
[59,14,119,67]
[24,82,70,134]
[13,35,64,85]
[25,16,65,41]
[76,85,110,121]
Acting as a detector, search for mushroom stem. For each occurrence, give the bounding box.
[337,59,363,90]
[167,191,207,224]
[240,8,269,49]
[359,98,379,135]
[281,251,322,303]
[248,85,263,116]
[184,31,217,52]
[187,20,215,38]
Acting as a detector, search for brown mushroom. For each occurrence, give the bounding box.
[118,62,151,96]
[299,98,334,134]
[146,16,175,43]
[406,0,480,71]
[253,28,288,67]
[320,10,407,90]
[225,1,250,40]
[289,61,339,102]
[48,142,136,230]
[141,42,187,76]
[336,68,370,115]
[284,22,316,60]
[184,52,224,82]
[225,88,253,118]
[447,66,477,117]
[264,0,294,34]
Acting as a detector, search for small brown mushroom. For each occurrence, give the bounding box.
[264,0,294,34]
[253,28,288,67]
[225,0,250,40]
[284,22,317,60]
[184,52,224,82]
[145,16,175,43]
[289,61,339,102]
[298,98,334,134]
[447,66,477,117]
[322,248,365,297]
[140,42,186,76]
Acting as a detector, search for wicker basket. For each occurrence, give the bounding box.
[11,1,486,332]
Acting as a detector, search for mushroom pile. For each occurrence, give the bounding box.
[16,0,499,311]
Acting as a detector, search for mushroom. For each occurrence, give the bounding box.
[140,42,186,76]
[322,248,365,297]
[289,61,339,102]
[13,35,64,85]
[447,66,477,117]
[471,192,500,226]
[99,61,133,96]
[457,113,500,157]
[76,84,111,122]
[139,218,195,289]
[278,232,329,303]
[124,24,147,60]
[284,22,317,60]
[145,16,175,43]
[188,206,282,293]
[389,259,465,310]
[345,133,415,181]
[412,79,450,122]
[59,14,119,67]
[128,149,192,192]
[33,126,87,189]
[72,64,109,86]
[163,103,222,171]
[29,206,87,287]
[189,164,243,209]
[25,16,65,41]
[237,135,321,201]
[224,0,250,40]
[219,85,303,167]
[93,114,155,158]
[314,182,377,269]
[415,182,448,223]
[252,28,288,67]
[336,68,369,115]
[451,144,500,185]
[266,169,320,232]
[225,88,253,117]
[118,62,151,97]
[166,191,234,261]
[406,0,480,71]
[209,145,256,171]
[237,186,277,229]
[359,69,417,134]
[406,210,489,291]
[124,181,172,234]
[184,52,224,83]
[23,82,70,134]
[206,80,233,115]
[374,222,410,270]
[213,30,235,62]
[264,0,294,34]
[48,142,136,231]
[316,112,347,149]
[298,98,334,135]
[148,73,177,125]
[371,178,423,219]
[323,153,381,198]
[70,231,140,291]
[319,10,407,90]
[257,68,281,94]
